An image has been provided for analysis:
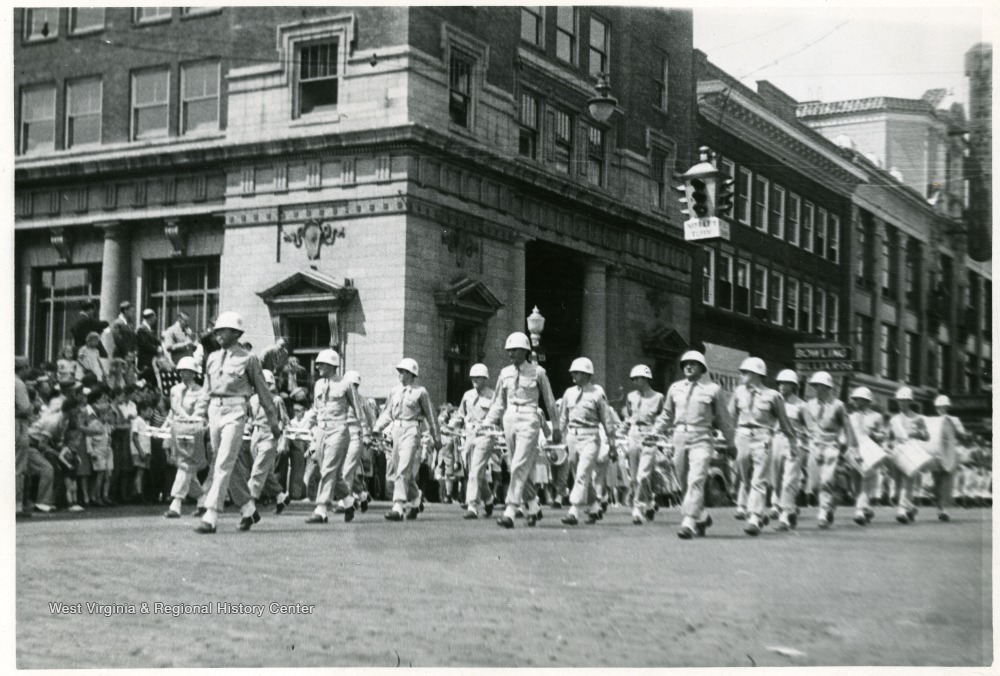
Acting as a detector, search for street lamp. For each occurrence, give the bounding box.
[526,306,545,364]
[587,73,618,123]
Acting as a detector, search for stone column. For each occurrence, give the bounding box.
[97,222,129,323]
[604,265,624,398]
[870,218,887,379]
[510,237,527,333]
[581,259,608,381]
[895,233,908,382]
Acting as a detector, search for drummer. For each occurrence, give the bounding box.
[449,364,496,519]
[619,365,666,525]
[888,386,930,524]
[930,395,969,522]
[805,371,858,530]
[164,357,211,519]
[848,386,887,526]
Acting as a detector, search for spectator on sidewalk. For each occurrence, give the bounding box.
[162,311,198,365]
[112,301,138,361]
[70,300,108,358]
[136,309,161,383]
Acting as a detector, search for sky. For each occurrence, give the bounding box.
[691,2,993,110]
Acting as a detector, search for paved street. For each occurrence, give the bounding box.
[16,502,992,668]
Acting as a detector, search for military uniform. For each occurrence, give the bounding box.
[245,392,289,501]
[308,377,368,517]
[559,382,617,518]
[729,384,795,522]
[344,390,376,503]
[167,380,212,513]
[373,383,439,512]
[849,409,886,517]
[770,393,813,518]
[888,412,929,518]
[621,389,666,516]
[450,385,495,514]
[805,396,855,521]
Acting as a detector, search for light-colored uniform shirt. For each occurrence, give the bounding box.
[850,409,886,443]
[728,384,794,436]
[652,376,734,445]
[620,390,665,434]
[250,393,288,436]
[346,391,377,431]
[193,345,279,427]
[374,384,439,442]
[806,397,856,447]
[558,383,617,439]
[170,381,203,419]
[307,378,367,430]
[483,362,558,427]
[449,387,495,436]
[888,412,929,445]
[778,394,813,445]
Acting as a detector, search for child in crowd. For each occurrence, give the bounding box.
[77,332,107,382]
[67,404,92,507]
[59,403,84,512]
[131,400,154,503]
[57,341,79,391]
[81,388,114,506]
[110,389,134,502]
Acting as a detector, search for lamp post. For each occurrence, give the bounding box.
[587,73,618,123]
[526,306,545,364]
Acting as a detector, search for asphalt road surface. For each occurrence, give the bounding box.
[16,502,992,668]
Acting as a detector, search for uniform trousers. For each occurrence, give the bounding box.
[390,420,422,505]
[15,419,30,511]
[26,445,55,506]
[202,399,249,513]
[464,433,495,508]
[671,428,714,524]
[887,456,917,510]
[567,428,601,508]
[247,427,281,500]
[808,440,841,513]
[585,435,612,506]
[341,424,365,499]
[316,421,352,507]
[503,407,540,508]
[770,433,804,513]
[734,428,773,518]
[632,438,662,510]
[169,426,212,504]
[435,435,459,480]
[550,460,571,500]
[853,460,882,513]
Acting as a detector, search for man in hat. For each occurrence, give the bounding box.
[111,301,138,361]
[451,363,496,520]
[163,311,198,365]
[136,309,160,382]
[848,386,886,526]
[887,386,929,524]
[620,364,666,525]
[70,300,109,358]
[806,371,859,529]
[768,369,814,530]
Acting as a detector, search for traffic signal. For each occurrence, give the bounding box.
[690,178,711,217]
[716,174,735,217]
[675,180,694,218]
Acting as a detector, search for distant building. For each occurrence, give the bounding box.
[965,42,992,261]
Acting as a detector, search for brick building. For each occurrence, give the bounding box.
[14,7,699,405]
[965,42,992,262]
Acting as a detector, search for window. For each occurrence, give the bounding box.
[32,267,102,363]
[800,282,813,333]
[520,7,544,47]
[25,8,58,40]
[813,288,826,336]
[752,264,768,321]
[737,167,752,225]
[855,315,873,374]
[939,254,954,295]
[650,148,668,208]
[585,125,604,186]
[769,270,784,326]
[181,61,220,134]
[785,278,799,330]
[135,8,172,23]
[815,208,828,259]
[905,332,920,384]
[181,8,218,16]
[801,201,814,253]
[753,176,769,231]
[146,258,220,339]
[70,8,105,33]
[701,248,715,306]
[555,7,577,64]
[770,185,786,239]
[984,280,992,338]
[856,214,874,288]
[828,214,840,263]
[298,41,340,118]
[131,68,170,140]
[20,85,56,154]
[787,193,801,246]
[66,78,102,148]
[588,16,609,77]
[735,259,751,315]
[905,242,920,308]
[552,109,572,174]
[654,55,669,110]
[940,343,952,390]
[882,229,900,298]
[716,253,733,311]
[518,91,539,159]
[827,292,839,337]
[880,325,899,380]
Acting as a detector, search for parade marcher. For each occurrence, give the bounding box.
[191,312,281,534]
[374,358,440,521]
[303,350,370,524]
[848,386,887,526]
[888,386,930,524]
[556,358,618,526]
[482,332,561,529]
[727,358,798,536]
[163,357,211,518]
[434,404,459,504]
[767,369,814,530]
[805,371,859,529]
[337,369,376,515]
[928,394,969,522]
[450,364,497,519]
[243,370,290,518]
[620,364,666,525]
[651,350,734,539]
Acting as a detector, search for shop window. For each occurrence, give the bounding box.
[146,259,220,339]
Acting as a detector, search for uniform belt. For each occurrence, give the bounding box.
[210,396,246,405]
[568,424,599,430]
[738,425,771,430]
[510,403,536,410]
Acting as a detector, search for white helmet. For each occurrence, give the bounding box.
[214,311,244,333]
[316,349,340,367]
[934,394,951,407]
[342,370,361,386]
[262,369,275,386]
[739,357,767,377]
[569,357,594,375]
[504,332,531,351]
[895,386,914,401]
[809,371,834,388]
[630,364,653,380]
[776,369,798,384]
[679,351,707,368]
[850,386,873,401]
[396,358,419,376]
[176,356,199,373]
[469,363,489,379]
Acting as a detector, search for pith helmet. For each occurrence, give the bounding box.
[739,357,767,377]
[895,386,914,401]
[679,351,707,368]
[316,349,340,367]
[214,312,244,333]
[343,370,361,386]
[630,364,653,380]
[504,332,531,351]
[776,369,798,384]
[396,358,419,376]
[934,394,951,407]
[850,386,873,401]
[569,357,594,375]
[469,363,489,379]
[176,357,199,373]
[809,371,834,388]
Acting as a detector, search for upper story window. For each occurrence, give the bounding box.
[654,55,668,110]
[856,214,873,288]
[518,91,539,159]
[787,192,801,246]
[588,16,609,77]
[552,109,573,174]
[770,185,785,239]
[521,7,544,47]
[181,61,220,134]
[25,8,58,41]
[650,147,668,209]
[769,270,784,326]
[801,201,815,253]
[135,7,172,23]
[828,214,840,263]
[701,248,715,306]
[813,287,826,336]
[753,175,769,232]
[815,207,828,258]
[716,252,733,311]
[736,167,752,225]
[585,124,605,186]
[70,8,105,33]
[555,6,577,65]
[735,259,751,315]
[883,228,900,298]
[752,263,769,321]
[298,41,340,117]
[20,85,56,154]
[181,8,218,16]
[66,78,102,148]
[800,281,813,333]
[132,68,170,140]
[449,50,474,128]
[905,241,920,309]
[785,277,799,330]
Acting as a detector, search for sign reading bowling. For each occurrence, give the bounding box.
[793,342,854,372]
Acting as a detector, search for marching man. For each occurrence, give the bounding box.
[728,357,798,536]
[888,386,929,524]
[768,369,813,531]
[929,394,969,522]
[342,369,376,514]
[481,332,561,529]
[450,364,497,520]
[558,358,618,526]
[620,364,666,525]
[805,371,859,529]
[848,386,887,526]
[164,357,212,519]
[242,369,290,527]
[193,312,281,534]
[651,350,734,540]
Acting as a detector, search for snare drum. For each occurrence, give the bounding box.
[545,443,568,465]
[857,436,888,472]
[171,419,207,467]
[893,440,935,477]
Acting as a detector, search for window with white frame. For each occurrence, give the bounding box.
[800,282,813,333]
[716,252,733,311]
[518,91,539,159]
[66,78,102,148]
[815,207,828,260]
[25,8,58,40]
[521,7,544,47]
[801,201,815,253]
[828,214,840,263]
[448,49,474,128]
[585,124,605,186]
[297,41,340,118]
[785,278,799,330]
[552,109,573,174]
[588,16,609,77]
[787,192,801,246]
[146,258,220,339]
[737,167,752,225]
[701,248,715,306]
[181,61,219,134]
[827,291,839,337]
[813,287,826,336]
[753,264,768,321]
[21,84,56,154]
[650,147,668,208]
[654,54,669,110]
[555,6,577,65]
[770,185,786,239]
[70,8,105,33]
[753,175,769,231]
[131,68,170,140]
[769,270,784,326]
[135,7,172,23]
[735,259,751,315]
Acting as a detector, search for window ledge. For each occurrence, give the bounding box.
[23,35,58,45]
[134,17,172,28]
[448,123,476,141]
[68,28,104,38]
[180,9,223,20]
[290,113,343,128]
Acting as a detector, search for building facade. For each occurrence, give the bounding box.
[14,7,699,405]
[965,42,992,262]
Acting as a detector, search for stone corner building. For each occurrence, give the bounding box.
[14,7,699,403]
